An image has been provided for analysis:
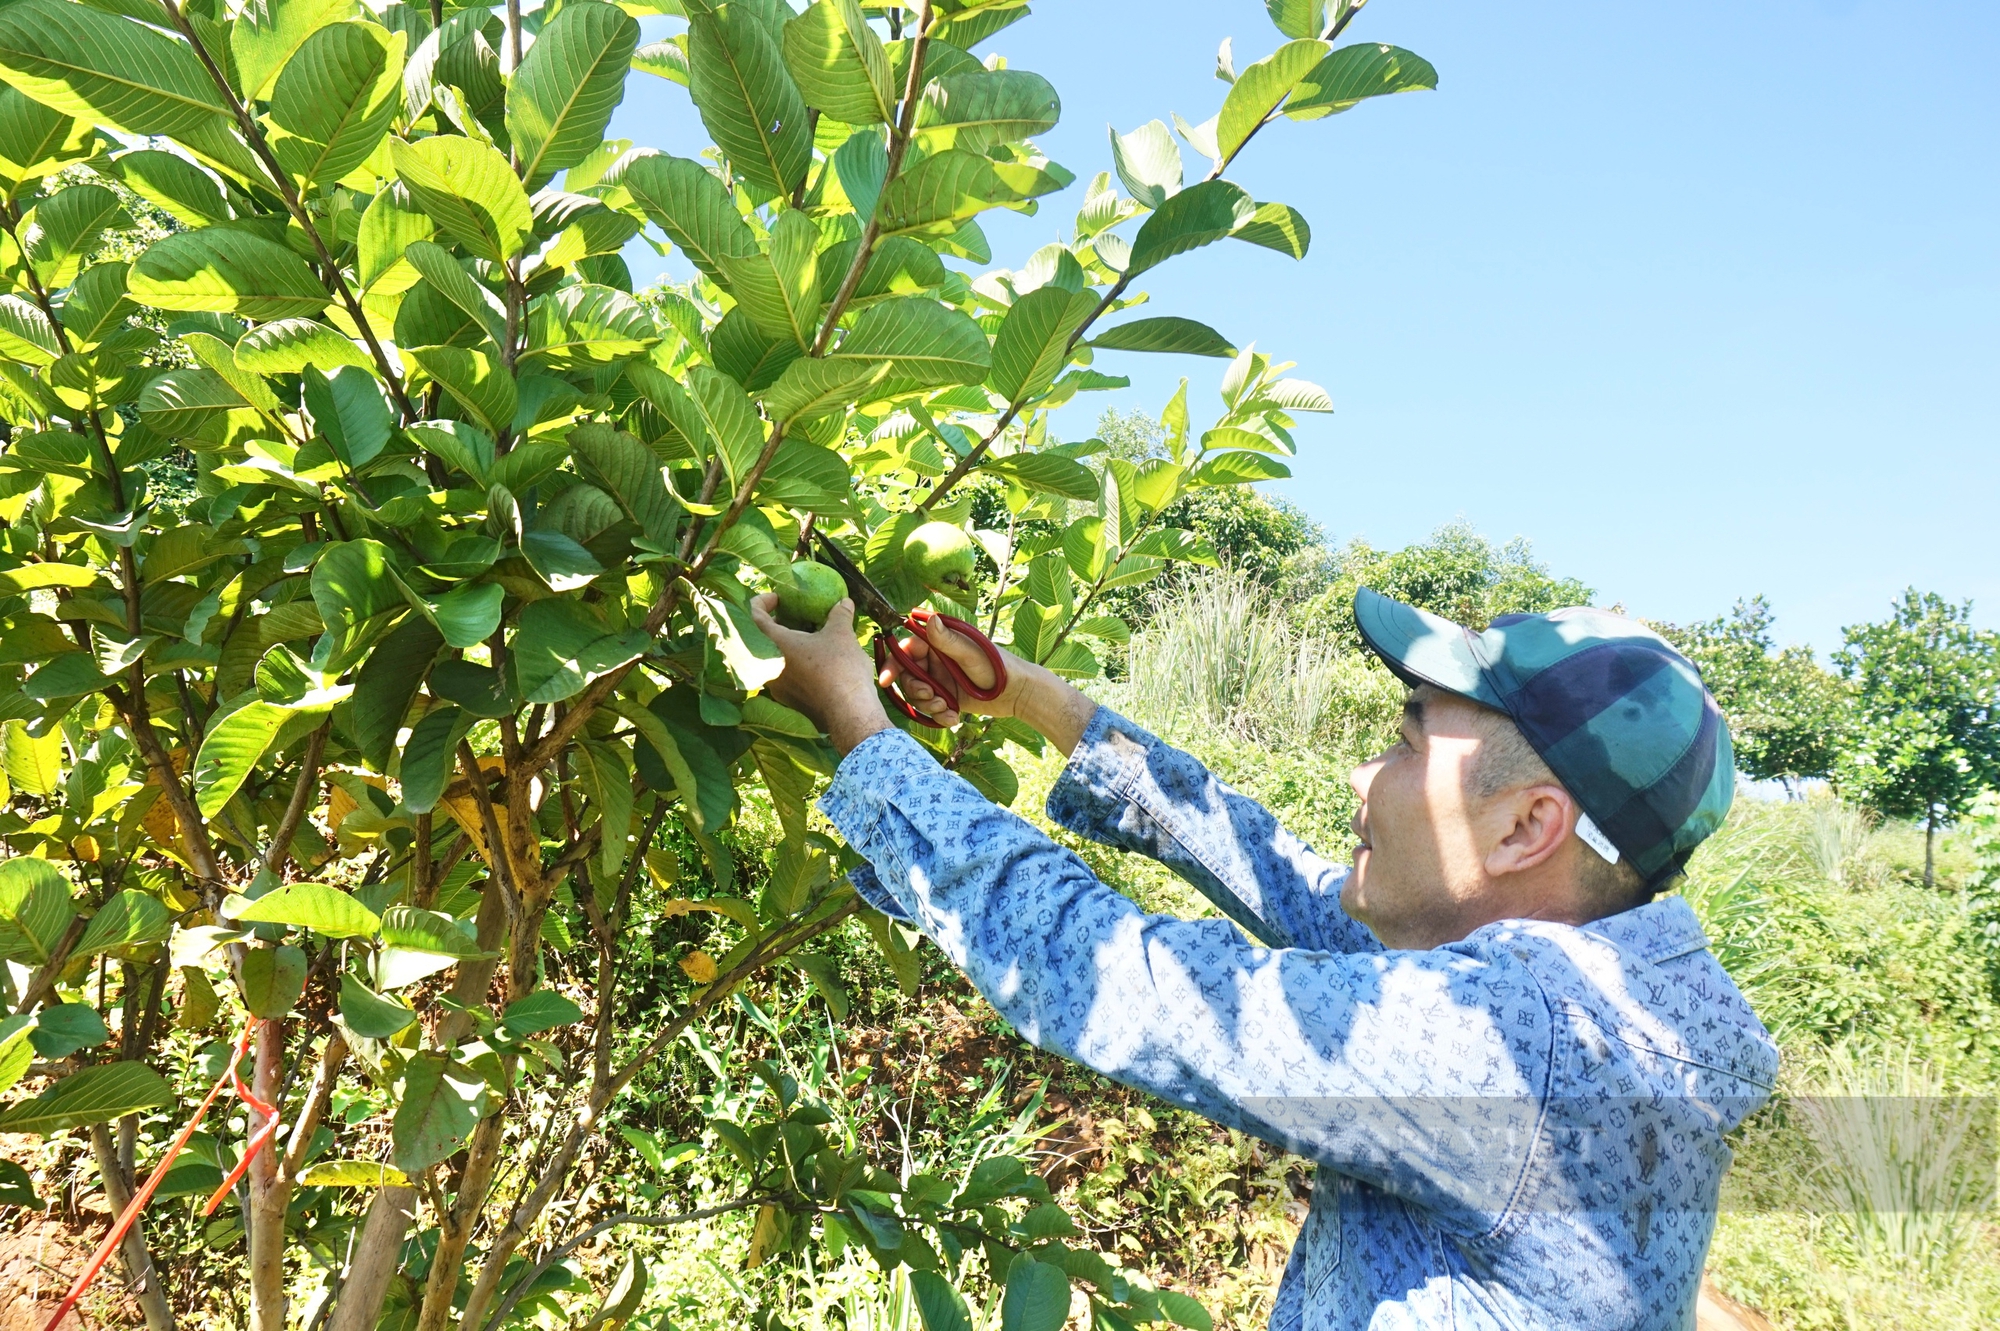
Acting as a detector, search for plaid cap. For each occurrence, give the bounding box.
[1353,587,1734,888]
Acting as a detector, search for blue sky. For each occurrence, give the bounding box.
[609,1,2000,654]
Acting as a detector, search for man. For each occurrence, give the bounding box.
[748,586,1778,1331]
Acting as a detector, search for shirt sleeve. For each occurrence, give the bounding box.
[821,727,1556,1227]
[1044,706,1381,955]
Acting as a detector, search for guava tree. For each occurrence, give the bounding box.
[0,0,1433,1326]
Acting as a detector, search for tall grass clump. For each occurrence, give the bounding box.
[1796,1046,1995,1281]
[1123,568,1401,755]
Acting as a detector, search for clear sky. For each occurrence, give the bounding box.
[609,1,2000,654]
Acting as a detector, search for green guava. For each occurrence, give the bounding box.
[776,559,847,629]
[903,521,976,596]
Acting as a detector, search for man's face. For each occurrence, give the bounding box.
[1342,686,1506,949]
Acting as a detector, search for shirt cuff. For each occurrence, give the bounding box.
[817,724,927,834]
[1044,705,1153,839]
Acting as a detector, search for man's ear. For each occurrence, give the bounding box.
[1484,785,1574,878]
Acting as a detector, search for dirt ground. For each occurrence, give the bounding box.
[0,1211,140,1331]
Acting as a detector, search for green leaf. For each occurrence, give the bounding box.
[402,241,507,348]
[1109,119,1182,209]
[1091,316,1235,358]
[909,1270,974,1331]
[1000,1257,1070,1331]
[760,357,889,422]
[75,890,171,957]
[392,1050,488,1173]
[877,148,1041,236]
[240,944,309,1017]
[233,882,381,938]
[511,598,649,704]
[576,735,633,882]
[620,154,760,285]
[1217,38,1328,165]
[633,36,688,86]
[381,906,494,959]
[234,0,359,102]
[350,614,442,770]
[1286,42,1438,120]
[23,184,126,288]
[0,84,84,183]
[1190,451,1291,484]
[1156,1289,1214,1331]
[0,720,65,799]
[1266,0,1328,40]
[408,344,516,435]
[0,563,96,593]
[391,135,535,263]
[696,593,786,693]
[138,367,244,441]
[500,990,584,1038]
[397,703,471,814]
[782,0,894,125]
[833,126,889,222]
[337,972,418,1039]
[0,859,75,966]
[313,539,405,661]
[0,0,226,137]
[1125,180,1256,277]
[830,296,991,394]
[0,1062,174,1136]
[717,208,820,350]
[916,69,1060,152]
[300,1159,411,1188]
[1128,528,1218,565]
[1232,201,1311,259]
[978,453,1098,501]
[304,365,394,468]
[129,229,331,322]
[269,21,406,186]
[27,1004,107,1060]
[570,422,680,543]
[0,1016,38,1097]
[757,437,851,512]
[358,184,435,293]
[986,286,1097,404]
[507,0,640,185]
[522,528,605,592]
[686,364,768,489]
[193,700,289,819]
[234,319,372,376]
[113,150,230,228]
[687,3,811,202]
[0,296,60,366]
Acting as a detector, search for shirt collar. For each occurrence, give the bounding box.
[1583,893,1711,965]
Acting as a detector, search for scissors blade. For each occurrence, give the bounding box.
[811,532,903,630]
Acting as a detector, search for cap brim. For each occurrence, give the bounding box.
[1352,587,1508,712]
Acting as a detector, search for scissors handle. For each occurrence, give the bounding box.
[874,612,1009,727]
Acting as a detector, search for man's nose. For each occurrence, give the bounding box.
[1350,755,1381,802]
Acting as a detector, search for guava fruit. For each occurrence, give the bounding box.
[903,521,977,597]
[776,559,847,629]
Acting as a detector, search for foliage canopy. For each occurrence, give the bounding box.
[0,0,1436,1326]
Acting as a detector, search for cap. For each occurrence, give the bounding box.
[1352,587,1734,889]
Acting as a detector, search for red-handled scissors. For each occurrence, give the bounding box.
[813,532,1008,727]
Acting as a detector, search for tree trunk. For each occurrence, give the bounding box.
[87,1124,176,1331]
[247,1020,290,1331]
[327,1185,419,1331]
[1925,809,1938,889]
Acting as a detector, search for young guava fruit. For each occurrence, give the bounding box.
[776,559,846,629]
[903,521,977,596]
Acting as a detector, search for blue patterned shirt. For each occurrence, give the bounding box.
[820,708,1778,1330]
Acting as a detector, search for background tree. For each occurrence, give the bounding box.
[1832,590,2000,887]
[1300,519,1593,648]
[0,0,1438,1325]
[1656,596,1850,790]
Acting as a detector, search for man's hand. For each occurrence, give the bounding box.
[885,613,1099,756]
[747,595,891,755]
